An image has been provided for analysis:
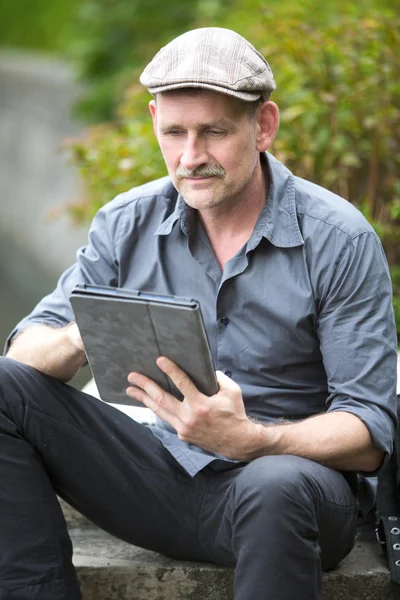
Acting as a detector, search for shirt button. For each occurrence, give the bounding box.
[220,316,229,326]
[225,370,232,378]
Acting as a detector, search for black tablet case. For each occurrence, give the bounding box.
[70,287,218,406]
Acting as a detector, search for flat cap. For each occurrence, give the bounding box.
[140,27,276,102]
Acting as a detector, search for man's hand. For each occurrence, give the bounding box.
[127,357,384,472]
[126,357,262,460]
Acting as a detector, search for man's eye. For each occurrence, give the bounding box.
[165,130,181,136]
[208,130,224,136]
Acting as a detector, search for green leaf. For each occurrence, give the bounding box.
[280,105,307,123]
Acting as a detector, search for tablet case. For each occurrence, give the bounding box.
[70,286,218,406]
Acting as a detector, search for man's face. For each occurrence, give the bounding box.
[150,90,261,211]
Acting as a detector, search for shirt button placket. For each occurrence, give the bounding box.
[218,315,231,377]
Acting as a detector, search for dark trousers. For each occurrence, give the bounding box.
[0,356,358,600]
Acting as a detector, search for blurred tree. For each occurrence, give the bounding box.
[68,0,233,121]
[0,0,79,51]
[229,6,400,232]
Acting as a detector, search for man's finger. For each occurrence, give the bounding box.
[126,371,180,420]
[156,356,202,400]
[126,384,183,434]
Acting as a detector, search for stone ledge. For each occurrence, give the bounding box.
[68,525,399,600]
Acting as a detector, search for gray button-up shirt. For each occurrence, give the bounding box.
[5,153,398,477]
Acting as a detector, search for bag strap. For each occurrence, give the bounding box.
[376,394,400,584]
[376,516,400,584]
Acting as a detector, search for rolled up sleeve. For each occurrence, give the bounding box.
[3,201,123,354]
[317,231,398,469]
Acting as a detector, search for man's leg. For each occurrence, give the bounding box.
[0,357,210,600]
[199,455,359,600]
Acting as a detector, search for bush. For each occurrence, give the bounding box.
[63,1,400,335]
[0,0,80,52]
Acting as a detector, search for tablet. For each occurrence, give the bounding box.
[69,284,218,406]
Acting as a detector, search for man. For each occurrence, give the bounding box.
[1,27,397,600]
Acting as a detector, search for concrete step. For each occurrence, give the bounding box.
[65,524,400,600]
[61,487,400,599]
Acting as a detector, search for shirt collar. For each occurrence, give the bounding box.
[248,152,304,250]
[155,193,191,236]
[155,152,304,248]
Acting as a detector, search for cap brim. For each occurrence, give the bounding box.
[147,81,266,102]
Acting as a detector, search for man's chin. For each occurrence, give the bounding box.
[180,192,223,211]
[177,183,225,210]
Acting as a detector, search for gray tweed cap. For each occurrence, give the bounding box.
[140,27,276,102]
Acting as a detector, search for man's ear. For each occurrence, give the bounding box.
[149,100,158,138]
[255,101,280,152]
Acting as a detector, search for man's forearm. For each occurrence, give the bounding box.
[6,324,86,382]
[246,411,383,472]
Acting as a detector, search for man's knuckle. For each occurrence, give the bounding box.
[153,391,164,407]
[194,405,207,419]
[181,415,194,429]
[177,425,190,440]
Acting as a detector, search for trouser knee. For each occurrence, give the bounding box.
[214,455,324,569]
[0,355,34,382]
[232,455,321,519]
[0,356,53,415]
[0,356,29,404]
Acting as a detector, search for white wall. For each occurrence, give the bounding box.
[0,51,89,277]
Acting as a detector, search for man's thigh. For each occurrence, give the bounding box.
[0,357,209,561]
[198,455,359,569]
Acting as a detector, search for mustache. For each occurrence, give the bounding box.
[176,164,225,179]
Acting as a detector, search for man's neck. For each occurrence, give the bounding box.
[198,162,268,269]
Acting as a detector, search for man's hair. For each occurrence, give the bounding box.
[154,88,264,122]
[245,97,264,121]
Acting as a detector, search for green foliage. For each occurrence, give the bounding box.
[0,0,79,51]
[65,117,165,222]
[253,12,400,220]
[67,0,232,121]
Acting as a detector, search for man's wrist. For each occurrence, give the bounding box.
[64,323,86,357]
[240,419,282,462]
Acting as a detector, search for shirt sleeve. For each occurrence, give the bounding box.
[317,231,398,472]
[3,201,124,354]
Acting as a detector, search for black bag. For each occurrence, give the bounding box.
[376,394,400,584]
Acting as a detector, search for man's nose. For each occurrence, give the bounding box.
[180,136,208,171]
